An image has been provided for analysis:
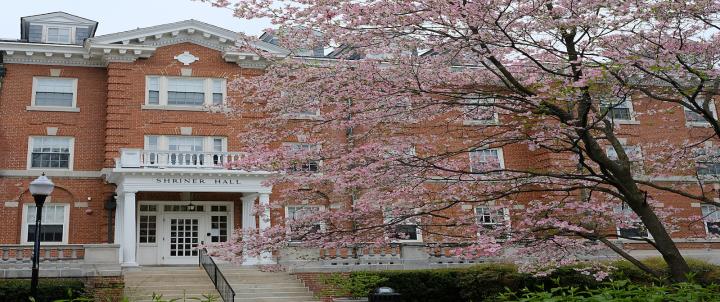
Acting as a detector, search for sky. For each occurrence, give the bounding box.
[0,0,273,39]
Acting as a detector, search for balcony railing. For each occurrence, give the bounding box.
[118,149,244,169]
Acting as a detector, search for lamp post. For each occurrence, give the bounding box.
[28,173,54,299]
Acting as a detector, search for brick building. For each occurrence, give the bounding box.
[0,12,719,275]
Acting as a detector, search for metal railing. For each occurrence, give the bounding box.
[199,248,235,302]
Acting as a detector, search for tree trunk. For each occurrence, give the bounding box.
[630,200,691,282]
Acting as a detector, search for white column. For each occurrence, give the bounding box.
[258,193,274,264]
[241,194,258,231]
[241,194,258,265]
[121,191,138,267]
[115,198,124,264]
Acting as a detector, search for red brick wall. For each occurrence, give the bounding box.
[294,272,347,302]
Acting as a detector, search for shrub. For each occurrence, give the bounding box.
[327,259,720,302]
[323,272,388,298]
[0,279,85,302]
[497,280,720,302]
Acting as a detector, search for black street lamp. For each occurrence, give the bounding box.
[28,173,54,299]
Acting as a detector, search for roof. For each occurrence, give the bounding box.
[20,12,99,40]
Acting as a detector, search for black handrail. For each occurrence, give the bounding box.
[199,248,236,302]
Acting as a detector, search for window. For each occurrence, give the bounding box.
[287,143,320,172]
[147,77,160,105]
[697,162,720,176]
[385,208,422,242]
[281,91,320,118]
[139,215,157,244]
[23,204,69,244]
[168,78,205,105]
[286,205,323,241]
[463,95,498,124]
[46,26,71,44]
[28,136,74,170]
[615,206,649,239]
[702,205,720,236]
[469,148,504,172]
[600,98,633,121]
[210,215,229,242]
[475,206,509,229]
[606,145,644,174]
[31,77,78,109]
[145,76,226,108]
[684,99,717,125]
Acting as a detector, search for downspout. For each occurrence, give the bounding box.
[0,52,6,96]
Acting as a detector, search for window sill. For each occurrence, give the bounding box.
[141,105,228,112]
[463,120,499,126]
[26,106,80,112]
[686,122,713,128]
[284,114,322,120]
[614,120,640,125]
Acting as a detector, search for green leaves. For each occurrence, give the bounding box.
[497,280,720,302]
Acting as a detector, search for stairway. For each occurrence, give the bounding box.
[124,266,221,301]
[218,265,320,302]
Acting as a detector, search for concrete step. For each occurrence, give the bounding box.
[124,266,220,302]
[235,291,316,298]
[216,266,319,302]
[234,298,318,302]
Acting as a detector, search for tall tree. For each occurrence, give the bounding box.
[203,0,720,281]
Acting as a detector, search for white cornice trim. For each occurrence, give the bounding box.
[91,20,240,45]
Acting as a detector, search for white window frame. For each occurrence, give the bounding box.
[21,203,70,245]
[606,145,644,174]
[144,135,227,152]
[44,25,74,44]
[138,204,159,247]
[614,206,653,240]
[469,147,505,173]
[284,205,326,242]
[27,136,75,171]
[462,95,499,125]
[384,209,423,243]
[28,77,79,112]
[280,91,321,119]
[599,97,637,124]
[143,76,227,110]
[283,142,322,172]
[475,206,511,227]
[684,99,718,127]
[701,204,720,237]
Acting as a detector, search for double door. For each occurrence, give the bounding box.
[161,213,229,264]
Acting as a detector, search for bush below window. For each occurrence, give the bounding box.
[0,279,85,302]
[323,258,720,302]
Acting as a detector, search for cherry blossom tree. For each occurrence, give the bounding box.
[201,0,720,282]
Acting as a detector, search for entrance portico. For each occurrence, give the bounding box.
[104,161,274,267]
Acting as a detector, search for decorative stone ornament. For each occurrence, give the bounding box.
[174,51,199,65]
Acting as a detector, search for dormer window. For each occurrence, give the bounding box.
[21,12,98,45]
[46,26,72,44]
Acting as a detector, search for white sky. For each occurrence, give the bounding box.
[0,0,273,40]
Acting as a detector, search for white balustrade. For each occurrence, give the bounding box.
[119,149,245,169]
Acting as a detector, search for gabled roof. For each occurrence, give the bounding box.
[21,12,98,40]
[92,19,239,45]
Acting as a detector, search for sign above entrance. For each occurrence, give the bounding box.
[155,178,244,185]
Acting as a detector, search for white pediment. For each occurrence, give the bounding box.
[90,19,289,55]
[22,12,97,26]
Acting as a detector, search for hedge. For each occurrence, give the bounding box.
[0,279,85,302]
[326,258,720,302]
